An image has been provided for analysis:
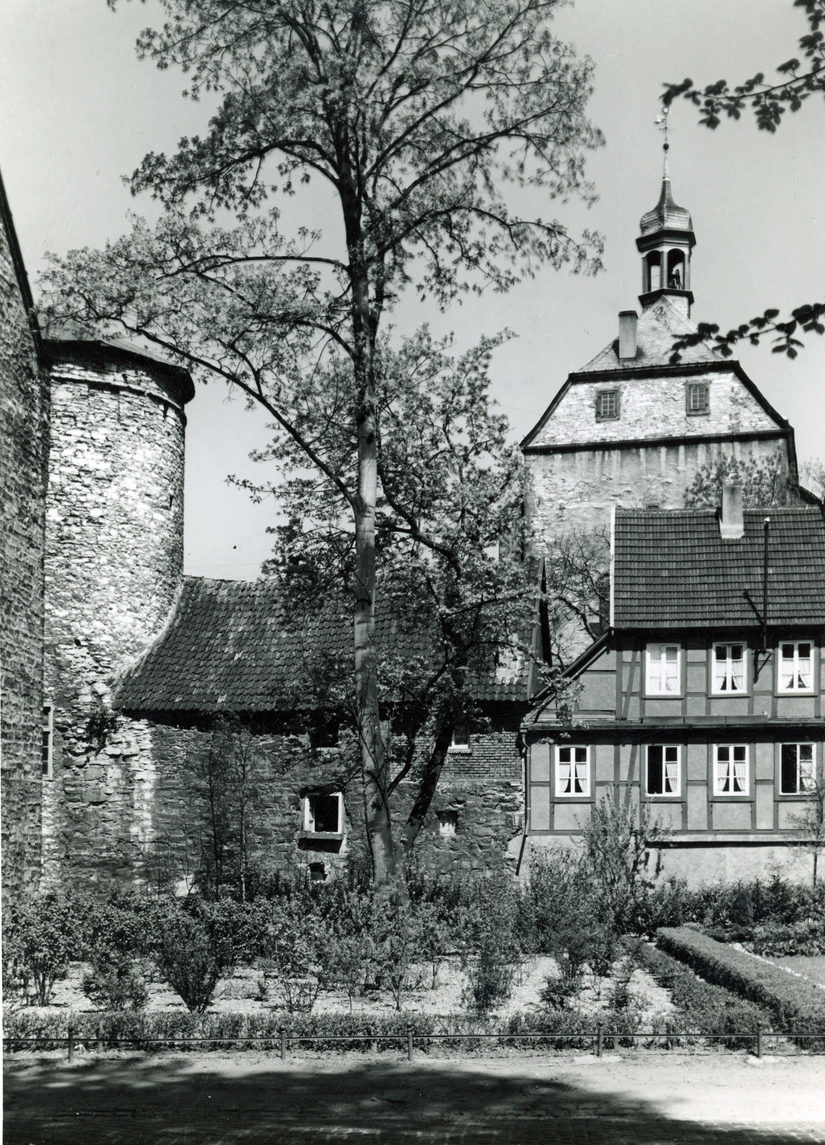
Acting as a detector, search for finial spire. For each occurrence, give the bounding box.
[654,104,670,180]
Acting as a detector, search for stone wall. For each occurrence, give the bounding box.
[47,710,526,889]
[526,435,792,550]
[41,344,189,885]
[0,200,48,901]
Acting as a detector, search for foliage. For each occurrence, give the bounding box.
[459,875,524,1014]
[148,898,239,1013]
[662,0,825,361]
[791,778,825,887]
[747,918,825,957]
[634,941,771,1049]
[580,796,665,935]
[2,891,85,1006]
[81,955,149,1012]
[656,925,825,1046]
[45,0,602,886]
[683,450,797,510]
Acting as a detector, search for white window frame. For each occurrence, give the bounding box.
[42,703,54,779]
[448,723,471,754]
[555,745,590,798]
[777,641,815,694]
[713,744,749,796]
[645,643,682,696]
[646,744,681,797]
[686,381,709,416]
[302,792,344,835]
[711,642,747,695]
[779,743,816,795]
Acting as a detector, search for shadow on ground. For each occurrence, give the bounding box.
[5,1053,824,1144]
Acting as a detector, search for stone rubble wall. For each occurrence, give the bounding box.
[41,350,187,884]
[0,222,48,902]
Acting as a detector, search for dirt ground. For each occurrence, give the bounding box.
[5,1050,825,1144]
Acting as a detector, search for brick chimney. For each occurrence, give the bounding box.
[720,484,744,540]
[618,310,638,360]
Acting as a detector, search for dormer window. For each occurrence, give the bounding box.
[596,389,619,421]
[686,382,709,416]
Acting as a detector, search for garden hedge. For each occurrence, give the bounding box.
[656,926,825,1046]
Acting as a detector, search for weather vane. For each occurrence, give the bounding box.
[654,104,670,176]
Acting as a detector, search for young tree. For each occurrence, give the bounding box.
[663,0,825,360]
[791,778,825,888]
[43,0,602,888]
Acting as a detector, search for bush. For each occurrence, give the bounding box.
[2,891,85,1005]
[149,899,237,1013]
[656,926,825,1047]
[634,941,770,1048]
[748,918,825,957]
[82,954,149,1012]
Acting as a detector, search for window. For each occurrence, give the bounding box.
[686,382,709,415]
[309,719,339,749]
[448,724,470,753]
[302,792,343,835]
[41,704,54,778]
[780,743,816,795]
[778,641,814,693]
[555,746,590,797]
[646,745,681,796]
[438,811,459,837]
[596,390,619,421]
[645,643,681,695]
[712,643,746,694]
[714,745,749,795]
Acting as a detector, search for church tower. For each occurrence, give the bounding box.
[522,153,802,560]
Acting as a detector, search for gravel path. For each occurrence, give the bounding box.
[5,1050,825,1144]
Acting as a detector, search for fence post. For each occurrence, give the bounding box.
[664,1022,672,1051]
[279,1028,286,1061]
[755,1023,762,1060]
[367,1025,376,1054]
[595,1021,603,1058]
[96,1023,103,1054]
[67,1026,75,1062]
[406,1025,414,1062]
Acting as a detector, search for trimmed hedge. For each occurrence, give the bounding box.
[656,927,825,1047]
[3,1008,605,1054]
[634,942,770,1048]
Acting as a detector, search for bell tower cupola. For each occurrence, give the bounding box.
[636,107,695,317]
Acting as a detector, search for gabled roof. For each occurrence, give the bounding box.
[575,296,714,374]
[114,576,543,715]
[612,506,825,630]
[0,167,41,353]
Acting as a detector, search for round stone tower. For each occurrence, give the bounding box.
[41,331,194,882]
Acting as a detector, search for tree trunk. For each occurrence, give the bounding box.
[403,717,454,852]
[347,214,397,889]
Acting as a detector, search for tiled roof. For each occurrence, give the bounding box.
[613,506,825,629]
[576,296,718,374]
[114,577,539,714]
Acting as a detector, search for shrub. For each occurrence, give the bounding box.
[2,891,85,1005]
[748,918,825,957]
[634,941,770,1048]
[149,899,237,1014]
[656,926,825,1046]
[82,954,149,1012]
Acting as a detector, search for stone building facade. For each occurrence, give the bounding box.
[0,173,48,902]
[522,173,802,551]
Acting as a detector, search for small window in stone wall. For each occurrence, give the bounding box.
[309,861,327,883]
[309,719,339,749]
[595,389,619,421]
[302,792,343,835]
[686,382,709,415]
[438,810,459,837]
[41,704,54,778]
[448,724,470,753]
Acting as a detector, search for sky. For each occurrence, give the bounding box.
[1,0,823,579]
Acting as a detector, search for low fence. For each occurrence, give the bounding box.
[5,1021,825,1061]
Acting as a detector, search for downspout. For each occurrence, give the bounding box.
[515,730,529,876]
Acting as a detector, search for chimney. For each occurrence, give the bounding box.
[618,310,637,360]
[720,484,744,540]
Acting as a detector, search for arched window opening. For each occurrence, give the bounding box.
[645,251,662,292]
[667,250,685,289]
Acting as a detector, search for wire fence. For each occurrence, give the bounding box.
[5,1021,825,1061]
